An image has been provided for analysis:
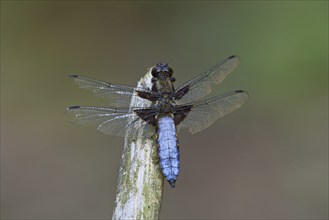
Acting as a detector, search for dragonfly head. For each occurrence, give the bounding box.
[152,63,174,79]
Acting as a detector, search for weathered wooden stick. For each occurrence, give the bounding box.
[112,69,164,220]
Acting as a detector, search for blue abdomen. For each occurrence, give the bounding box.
[157,116,179,188]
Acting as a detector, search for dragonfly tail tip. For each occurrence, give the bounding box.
[168,180,176,188]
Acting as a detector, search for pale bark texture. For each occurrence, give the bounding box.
[112,69,164,220]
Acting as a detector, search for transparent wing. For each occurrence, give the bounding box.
[177,90,248,134]
[68,74,148,107]
[66,106,157,137]
[175,55,240,104]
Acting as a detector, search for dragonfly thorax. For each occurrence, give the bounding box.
[155,98,176,114]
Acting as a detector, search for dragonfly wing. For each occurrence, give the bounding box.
[69,74,149,107]
[177,90,248,134]
[66,106,157,137]
[174,55,240,104]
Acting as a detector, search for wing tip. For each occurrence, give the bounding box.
[235,89,249,98]
[228,55,240,62]
[67,106,81,110]
[68,74,79,78]
[235,89,244,93]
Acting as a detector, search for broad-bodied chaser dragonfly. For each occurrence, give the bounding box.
[67,55,248,188]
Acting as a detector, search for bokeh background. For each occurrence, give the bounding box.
[1,1,328,219]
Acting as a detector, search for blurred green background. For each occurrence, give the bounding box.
[1,1,328,219]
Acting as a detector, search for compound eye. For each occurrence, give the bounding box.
[151,68,159,77]
[168,67,174,77]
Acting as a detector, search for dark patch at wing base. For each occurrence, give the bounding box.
[134,108,158,126]
[136,90,159,102]
[173,105,193,125]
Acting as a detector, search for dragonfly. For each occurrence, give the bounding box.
[67,55,248,188]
